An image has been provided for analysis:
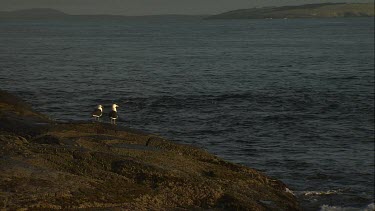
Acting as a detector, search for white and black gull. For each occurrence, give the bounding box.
[109,104,119,125]
[91,105,103,121]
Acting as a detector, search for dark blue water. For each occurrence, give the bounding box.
[0,17,374,210]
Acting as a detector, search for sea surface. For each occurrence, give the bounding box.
[0,17,374,210]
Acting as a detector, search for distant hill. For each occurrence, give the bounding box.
[0,8,207,20]
[207,3,375,19]
[0,8,68,19]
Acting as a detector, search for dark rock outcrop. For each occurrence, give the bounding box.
[0,90,300,210]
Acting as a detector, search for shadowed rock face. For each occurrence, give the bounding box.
[0,90,300,210]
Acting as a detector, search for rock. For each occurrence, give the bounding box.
[0,90,300,210]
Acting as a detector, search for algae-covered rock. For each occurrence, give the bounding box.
[0,90,300,210]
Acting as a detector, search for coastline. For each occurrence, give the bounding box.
[0,89,300,210]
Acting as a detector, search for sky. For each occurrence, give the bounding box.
[0,0,373,15]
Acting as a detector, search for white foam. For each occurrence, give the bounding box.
[320,203,375,211]
[303,190,340,196]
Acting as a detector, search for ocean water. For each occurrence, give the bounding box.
[0,17,374,210]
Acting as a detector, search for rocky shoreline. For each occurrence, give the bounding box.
[0,90,300,210]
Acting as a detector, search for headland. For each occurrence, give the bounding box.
[0,89,299,210]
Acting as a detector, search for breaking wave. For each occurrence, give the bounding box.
[320,203,375,211]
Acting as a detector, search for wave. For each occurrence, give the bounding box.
[301,190,342,196]
[320,203,374,211]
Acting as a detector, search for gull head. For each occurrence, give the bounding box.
[112,104,119,110]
